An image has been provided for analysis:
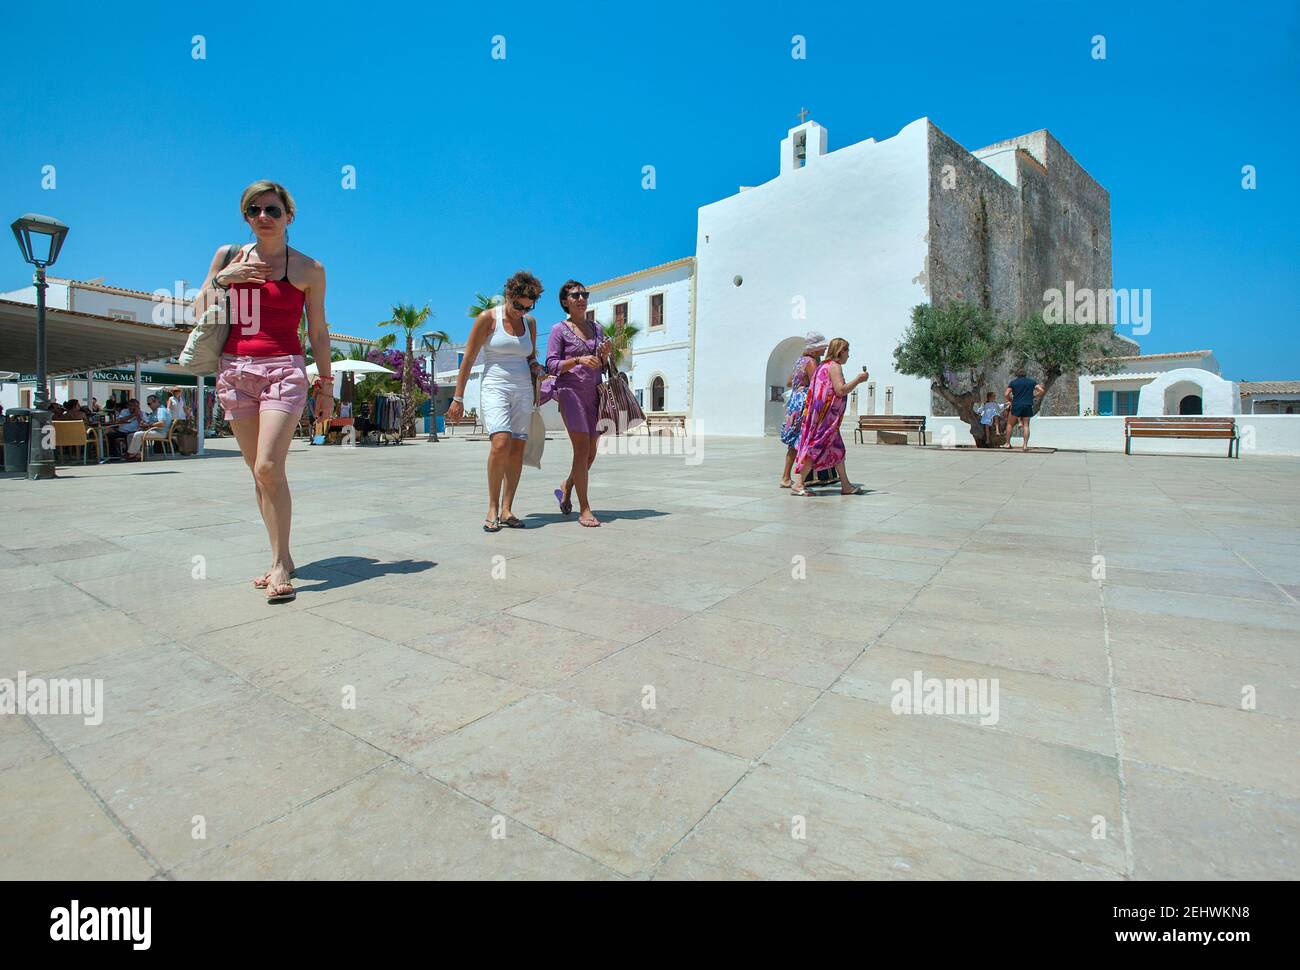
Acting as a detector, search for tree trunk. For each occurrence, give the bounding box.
[400,333,418,438]
[934,381,1011,447]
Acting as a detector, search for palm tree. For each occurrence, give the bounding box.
[601,321,641,371]
[378,303,432,438]
[467,293,501,318]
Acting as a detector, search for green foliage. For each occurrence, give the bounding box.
[601,321,641,369]
[467,293,501,318]
[1015,313,1127,383]
[892,303,1009,389]
[894,301,1132,444]
[378,303,434,436]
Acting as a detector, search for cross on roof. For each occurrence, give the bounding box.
[797,107,810,124]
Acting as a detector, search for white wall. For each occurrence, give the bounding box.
[692,117,934,436]
[587,264,692,414]
[927,415,1300,456]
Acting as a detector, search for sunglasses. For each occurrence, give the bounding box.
[511,299,535,313]
[567,290,590,301]
[244,204,285,220]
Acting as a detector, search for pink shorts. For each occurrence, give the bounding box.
[217,354,308,421]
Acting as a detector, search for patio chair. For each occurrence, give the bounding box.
[52,420,97,465]
[140,424,178,461]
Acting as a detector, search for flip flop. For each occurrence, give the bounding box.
[778,481,792,489]
[554,488,572,516]
[252,568,297,589]
[266,582,296,604]
[790,487,814,497]
[501,515,527,528]
[579,514,601,528]
[483,518,502,533]
[840,485,866,495]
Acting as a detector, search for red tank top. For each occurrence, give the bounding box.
[222,244,306,357]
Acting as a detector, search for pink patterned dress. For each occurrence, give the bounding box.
[794,361,847,474]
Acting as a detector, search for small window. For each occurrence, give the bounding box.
[456,353,464,367]
[634,388,644,407]
[585,309,595,323]
[1097,390,1114,416]
[770,385,785,402]
[614,302,628,329]
[651,377,665,412]
[649,293,664,328]
[1117,390,1140,415]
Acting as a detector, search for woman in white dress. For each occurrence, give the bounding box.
[447,271,547,532]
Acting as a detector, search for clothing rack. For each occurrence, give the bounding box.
[370,393,405,444]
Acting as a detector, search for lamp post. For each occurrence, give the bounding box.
[421,331,446,442]
[11,214,70,481]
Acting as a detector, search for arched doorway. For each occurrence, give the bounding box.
[1163,379,1205,416]
[765,336,806,434]
[651,376,665,412]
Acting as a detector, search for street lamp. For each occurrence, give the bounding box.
[420,331,446,442]
[11,213,70,481]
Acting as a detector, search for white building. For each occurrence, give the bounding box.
[576,115,1290,436]
[1077,350,1238,417]
[585,258,693,416]
[0,277,196,409]
[581,116,1120,435]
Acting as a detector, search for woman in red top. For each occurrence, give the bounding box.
[194,180,333,603]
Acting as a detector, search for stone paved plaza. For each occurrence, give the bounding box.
[2,434,1298,880]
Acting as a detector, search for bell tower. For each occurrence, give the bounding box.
[780,114,828,175]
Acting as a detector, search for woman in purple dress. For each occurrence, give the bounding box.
[791,338,869,496]
[546,280,611,527]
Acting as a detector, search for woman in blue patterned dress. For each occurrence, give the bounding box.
[779,331,827,488]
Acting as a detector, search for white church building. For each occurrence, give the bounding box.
[581,115,1290,446]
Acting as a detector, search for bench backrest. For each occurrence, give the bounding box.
[1125,416,1236,437]
[857,415,926,429]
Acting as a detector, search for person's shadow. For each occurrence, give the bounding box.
[523,508,670,529]
[293,556,435,592]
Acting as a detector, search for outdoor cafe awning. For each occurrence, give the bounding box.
[0,298,189,375]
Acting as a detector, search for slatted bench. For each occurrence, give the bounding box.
[445,415,480,435]
[1124,416,1240,458]
[642,413,687,435]
[853,415,927,446]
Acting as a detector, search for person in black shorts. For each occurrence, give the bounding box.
[1005,368,1044,451]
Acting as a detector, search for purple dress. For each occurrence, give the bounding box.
[545,320,608,436]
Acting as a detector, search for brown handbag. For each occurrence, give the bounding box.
[597,356,645,434]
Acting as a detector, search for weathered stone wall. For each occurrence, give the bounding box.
[924,124,1111,418]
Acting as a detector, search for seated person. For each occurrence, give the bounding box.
[105,401,142,457]
[972,392,1006,445]
[62,399,88,423]
[127,394,173,460]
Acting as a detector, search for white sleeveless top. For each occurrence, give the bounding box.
[480,304,532,384]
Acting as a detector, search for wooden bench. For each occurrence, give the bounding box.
[642,413,687,435]
[445,415,480,435]
[853,415,927,446]
[1124,416,1239,458]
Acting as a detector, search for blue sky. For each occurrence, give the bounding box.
[2,0,1296,379]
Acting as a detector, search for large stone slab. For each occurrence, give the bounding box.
[411,693,746,875]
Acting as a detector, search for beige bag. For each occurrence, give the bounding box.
[177,243,243,374]
[522,372,546,469]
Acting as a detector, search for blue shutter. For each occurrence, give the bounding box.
[1097,390,1114,416]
